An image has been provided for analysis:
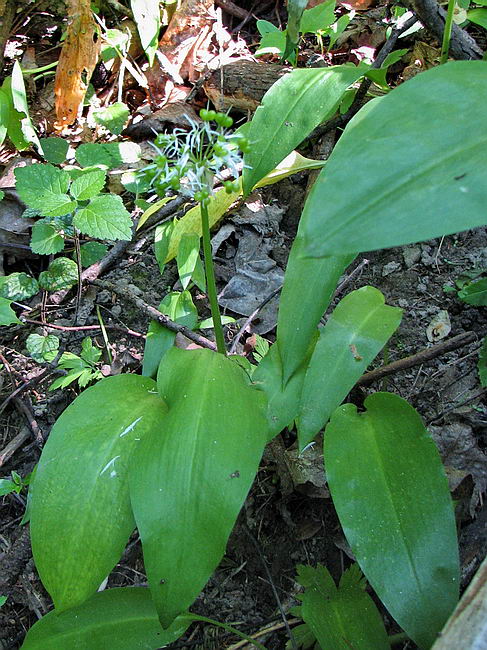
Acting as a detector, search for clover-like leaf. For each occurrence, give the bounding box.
[38,257,79,292]
[26,334,60,363]
[70,170,107,201]
[30,223,65,255]
[0,272,39,300]
[14,164,76,217]
[73,194,132,240]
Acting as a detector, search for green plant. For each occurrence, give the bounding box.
[21,59,487,649]
[0,470,32,497]
[49,337,104,391]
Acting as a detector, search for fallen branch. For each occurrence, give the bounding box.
[358,331,478,387]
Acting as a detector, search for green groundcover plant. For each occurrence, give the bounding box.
[20,59,487,649]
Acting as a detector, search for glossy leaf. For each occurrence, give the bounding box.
[21,588,190,650]
[242,64,368,195]
[10,61,42,151]
[0,272,38,300]
[38,257,78,291]
[300,0,336,34]
[325,393,460,649]
[30,375,168,611]
[301,61,487,257]
[296,564,389,650]
[129,348,267,626]
[142,291,198,379]
[253,342,309,439]
[298,286,401,448]
[277,232,353,384]
[177,233,205,291]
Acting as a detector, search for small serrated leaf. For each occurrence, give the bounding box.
[26,334,60,363]
[70,170,107,201]
[73,195,132,240]
[38,257,78,291]
[0,272,39,300]
[93,102,130,135]
[78,241,108,267]
[15,164,76,217]
[30,223,65,255]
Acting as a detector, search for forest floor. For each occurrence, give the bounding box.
[0,1,486,648]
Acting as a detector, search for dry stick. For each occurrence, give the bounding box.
[428,386,486,424]
[229,286,282,355]
[0,425,31,467]
[215,0,249,20]
[357,331,478,387]
[22,318,144,339]
[90,279,217,351]
[0,369,49,418]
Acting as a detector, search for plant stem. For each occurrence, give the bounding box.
[440,0,456,64]
[200,199,226,354]
[184,613,267,650]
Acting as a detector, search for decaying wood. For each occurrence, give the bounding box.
[203,61,289,112]
[54,0,101,127]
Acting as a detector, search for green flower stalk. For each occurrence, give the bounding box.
[141,109,250,354]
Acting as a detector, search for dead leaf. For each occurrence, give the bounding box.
[54,0,101,127]
[426,310,451,342]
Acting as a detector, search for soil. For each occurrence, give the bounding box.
[0,1,486,649]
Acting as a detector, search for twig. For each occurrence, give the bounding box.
[0,369,49,418]
[215,0,248,20]
[0,425,31,467]
[243,526,298,650]
[89,279,217,351]
[357,331,478,387]
[13,395,43,444]
[229,286,282,355]
[427,387,486,424]
[22,318,144,339]
[226,618,301,650]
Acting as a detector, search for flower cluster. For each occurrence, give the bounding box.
[141,110,250,204]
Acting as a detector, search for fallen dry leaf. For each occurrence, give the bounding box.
[54,0,101,127]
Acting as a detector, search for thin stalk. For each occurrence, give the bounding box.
[183,613,267,649]
[440,0,456,64]
[200,199,226,354]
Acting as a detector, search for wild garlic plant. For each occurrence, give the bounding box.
[140,110,250,353]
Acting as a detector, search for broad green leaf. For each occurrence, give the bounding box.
[255,30,286,58]
[26,334,60,363]
[0,272,39,300]
[142,291,198,379]
[164,151,325,263]
[39,137,69,164]
[75,142,138,168]
[14,164,76,217]
[457,277,487,305]
[30,375,168,611]
[478,336,487,387]
[296,564,389,650]
[73,194,132,240]
[300,0,336,34]
[301,61,487,257]
[38,257,78,291]
[130,0,161,65]
[283,0,308,60]
[129,348,267,626]
[121,170,151,194]
[277,231,353,383]
[21,587,190,650]
[10,61,42,151]
[325,393,460,649]
[467,8,487,28]
[93,102,129,135]
[78,241,108,267]
[0,297,21,325]
[70,169,107,201]
[154,219,174,274]
[252,342,308,439]
[176,233,205,291]
[136,196,175,230]
[30,223,65,255]
[297,286,402,448]
[242,64,368,194]
[0,88,10,145]
[0,478,17,496]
